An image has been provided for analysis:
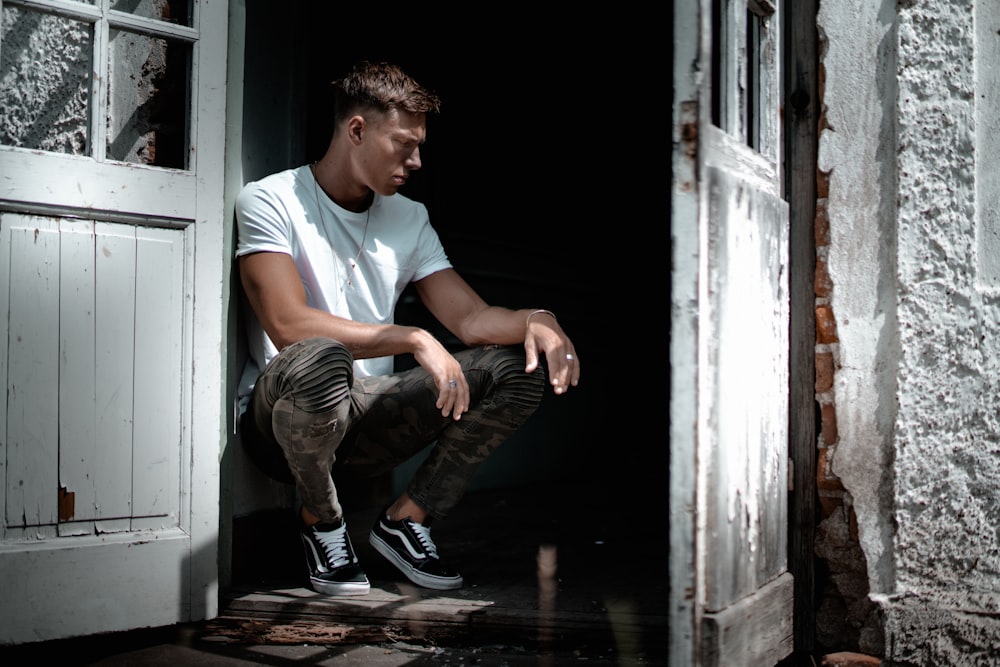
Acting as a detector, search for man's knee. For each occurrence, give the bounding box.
[484,346,547,410]
[276,337,354,412]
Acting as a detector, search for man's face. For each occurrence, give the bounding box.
[358,109,427,196]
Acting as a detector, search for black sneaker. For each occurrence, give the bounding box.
[369,512,463,590]
[300,520,371,596]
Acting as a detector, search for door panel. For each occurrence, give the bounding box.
[0,0,228,644]
[703,164,789,611]
[4,217,60,529]
[671,1,793,665]
[131,225,185,526]
[0,216,186,539]
[1,532,192,640]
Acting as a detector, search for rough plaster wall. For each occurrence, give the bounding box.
[817,0,899,596]
[889,0,1000,653]
[0,9,89,153]
[1,1,181,163]
[821,0,1000,662]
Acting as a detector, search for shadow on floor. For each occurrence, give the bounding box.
[0,479,668,666]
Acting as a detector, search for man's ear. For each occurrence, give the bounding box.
[347,116,365,145]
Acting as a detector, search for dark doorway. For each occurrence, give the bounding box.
[230,5,668,661]
[298,10,666,502]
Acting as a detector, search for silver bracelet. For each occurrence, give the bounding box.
[526,309,556,325]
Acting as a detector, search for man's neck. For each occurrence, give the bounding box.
[311,160,372,212]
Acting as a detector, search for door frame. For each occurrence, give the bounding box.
[670,0,818,662]
[784,0,820,658]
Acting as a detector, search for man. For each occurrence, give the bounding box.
[234,61,580,596]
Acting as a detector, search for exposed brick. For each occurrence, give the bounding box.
[816,304,839,344]
[818,492,844,519]
[816,351,834,392]
[817,168,830,200]
[817,445,844,491]
[818,60,827,118]
[815,255,833,298]
[821,402,839,445]
[821,651,881,666]
[815,197,830,245]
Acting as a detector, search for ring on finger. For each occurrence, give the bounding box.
[448,380,458,388]
[566,353,575,361]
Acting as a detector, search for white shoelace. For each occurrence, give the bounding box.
[406,519,439,559]
[314,524,352,568]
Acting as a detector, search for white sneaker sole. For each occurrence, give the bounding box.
[309,577,371,596]
[370,531,463,590]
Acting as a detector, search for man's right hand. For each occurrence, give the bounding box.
[410,329,469,421]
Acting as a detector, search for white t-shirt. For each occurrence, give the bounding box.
[234,165,452,402]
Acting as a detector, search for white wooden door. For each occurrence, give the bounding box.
[0,0,228,645]
[671,1,793,665]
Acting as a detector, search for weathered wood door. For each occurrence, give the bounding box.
[671,1,794,665]
[0,0,228,645]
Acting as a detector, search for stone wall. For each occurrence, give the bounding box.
[817,0,1000,663]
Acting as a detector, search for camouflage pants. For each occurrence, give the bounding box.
[240,337,547,523]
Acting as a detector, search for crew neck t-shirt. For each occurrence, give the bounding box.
[234,164,452,404]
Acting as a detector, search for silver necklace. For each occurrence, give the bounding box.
[311,163,371,289]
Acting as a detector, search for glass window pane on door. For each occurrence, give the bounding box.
[111,0,192,27]
[107,28,190,168]
[0,6,92,155]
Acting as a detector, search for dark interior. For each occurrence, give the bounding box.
[233,9,668,637]
[289,10,667,505]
